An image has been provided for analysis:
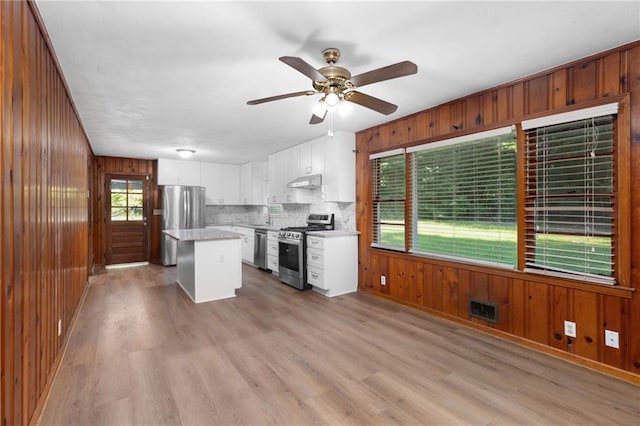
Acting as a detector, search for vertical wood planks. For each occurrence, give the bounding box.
[1,2,92,425]
[627,43,640,376]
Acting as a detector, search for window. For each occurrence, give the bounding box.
[110,178,144,221]
[522,103,618,283]
[371,149,405,250]
[408,127,517,266]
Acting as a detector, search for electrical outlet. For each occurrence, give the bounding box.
[605,330,619,349]
[381,275,386,286]
[58,319,62,337]
[564,320,576,338]
[219,255,225,263]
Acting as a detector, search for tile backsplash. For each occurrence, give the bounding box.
[205,189,356,231]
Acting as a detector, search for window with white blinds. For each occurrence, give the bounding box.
[523,105,617,283]
[371,149,406,250]
[408,127,517,266]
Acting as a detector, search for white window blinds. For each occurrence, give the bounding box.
[523,107,616,283]
[409,127,517,266]
[370,149,406,250]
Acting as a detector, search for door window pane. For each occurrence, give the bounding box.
[110,179,144,221]
[128,180,143,192]
[110,179,127,192]
[128,193,143,207]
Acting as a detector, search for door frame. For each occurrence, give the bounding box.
[104,173,151,264]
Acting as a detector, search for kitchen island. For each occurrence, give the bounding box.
[163,228,242,303]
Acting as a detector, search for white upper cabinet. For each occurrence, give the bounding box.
[268,148,312,204]
[268,152,280,204]
[200,162,240,205]
[297,139,324,177]
[267,132,354,204]
[157,158,202,186]
[322,131,355,202]
[240,161,268,205]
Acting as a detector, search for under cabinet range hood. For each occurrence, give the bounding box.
[287,174,322,189]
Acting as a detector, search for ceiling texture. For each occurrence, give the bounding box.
[35,1,640,164]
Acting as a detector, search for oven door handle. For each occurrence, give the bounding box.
[279,238,302,246]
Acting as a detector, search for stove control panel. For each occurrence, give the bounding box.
[278,230,303,240]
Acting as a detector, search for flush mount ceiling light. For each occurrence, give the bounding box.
[176,148,195,158]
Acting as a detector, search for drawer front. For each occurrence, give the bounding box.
[268,255,279,273]
[306,248,324,268]
[267,231,279,240]
[307,266,326,289]
[307,236,324,250]
[267,241,279,256]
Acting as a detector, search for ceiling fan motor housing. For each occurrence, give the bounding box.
[313,65,352,93]
[313,48,353,94]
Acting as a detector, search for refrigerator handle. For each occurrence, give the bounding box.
[185,189,191,228]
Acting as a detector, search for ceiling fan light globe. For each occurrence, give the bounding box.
[312,99,327,117]
[325,92,340,109]
[338,99,353,117]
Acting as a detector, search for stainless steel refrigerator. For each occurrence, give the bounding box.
[161,185,206,266]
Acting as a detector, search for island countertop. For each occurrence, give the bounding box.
[163,228,242,241]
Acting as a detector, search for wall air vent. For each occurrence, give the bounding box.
[469,299,498,323]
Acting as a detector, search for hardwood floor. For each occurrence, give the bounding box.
[39,264,639,425]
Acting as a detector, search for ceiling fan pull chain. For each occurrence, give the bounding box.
[328,110,334,138]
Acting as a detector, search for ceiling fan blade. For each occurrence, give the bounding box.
[310,110,327,125]
[350,61,417,88]
[279,56,326,81]
[344,91,398,115]
[247,90,316,105]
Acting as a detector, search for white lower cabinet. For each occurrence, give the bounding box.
[306,234,358,297]
[267,230,279,275]
[210,226,254,264]
[233,226,254,264]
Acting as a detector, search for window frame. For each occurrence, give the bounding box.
[521,101,628,286]
[370,148,406,251]
[407,126,518,268]
[367,97,631,288]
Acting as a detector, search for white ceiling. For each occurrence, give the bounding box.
[35,1,640,165]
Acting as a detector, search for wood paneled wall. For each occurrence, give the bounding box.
[356,41,640,380]
[92,157,161,266]
[1,2,93,424]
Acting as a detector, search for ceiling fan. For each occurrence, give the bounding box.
[247,48,418,125]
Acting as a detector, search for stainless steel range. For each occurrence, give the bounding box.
[278,213,334,290]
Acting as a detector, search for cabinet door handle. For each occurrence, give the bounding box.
[311,255,319,260]
[312,273,319,279]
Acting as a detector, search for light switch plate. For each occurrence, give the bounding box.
[564,320,577,338]
[605,330,619,349]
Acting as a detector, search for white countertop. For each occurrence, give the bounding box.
[205,223,359,236]
[163,228,242,241]
[206,224,281,232]
[306,230,360,238]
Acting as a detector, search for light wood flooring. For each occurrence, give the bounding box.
[39,264,639,425]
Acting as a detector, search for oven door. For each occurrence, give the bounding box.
[278,238,306,289]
